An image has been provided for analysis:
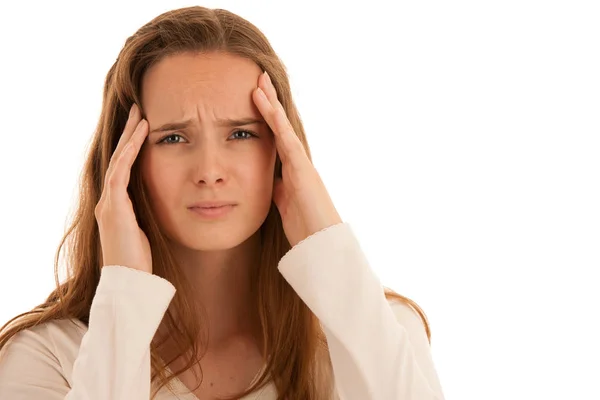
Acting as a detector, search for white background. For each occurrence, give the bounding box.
[0,1,599,398]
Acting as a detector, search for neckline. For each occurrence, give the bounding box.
[162,363,272,400]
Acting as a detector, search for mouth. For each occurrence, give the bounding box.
[188,204,236,218]
[188,201,237,208]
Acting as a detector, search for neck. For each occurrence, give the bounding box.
[171,231,262,349]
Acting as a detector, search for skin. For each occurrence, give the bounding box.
[139,51,275,348]
[136,50,342,396]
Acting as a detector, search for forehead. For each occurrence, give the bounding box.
[140,52,262,120]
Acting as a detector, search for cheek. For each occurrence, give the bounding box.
[236,147,275,196]
[140,153,182,208]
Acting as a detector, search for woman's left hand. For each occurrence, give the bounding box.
[253,71,342,248]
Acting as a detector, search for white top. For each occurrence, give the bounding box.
[0,222,445,399]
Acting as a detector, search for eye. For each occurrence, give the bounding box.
[229,129,257,140]
[157,133,186,145]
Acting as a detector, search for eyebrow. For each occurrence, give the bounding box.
[148,117,266,135]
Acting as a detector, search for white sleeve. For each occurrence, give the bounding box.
[278,222,445,400]
[0,266,176,400]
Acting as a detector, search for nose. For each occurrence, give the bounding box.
[193,141,227,186]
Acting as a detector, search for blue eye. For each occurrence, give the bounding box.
[157,129,257,145]
[230,130,257,140]
[157,134,185,145]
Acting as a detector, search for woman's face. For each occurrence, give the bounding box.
[138,51,276,251]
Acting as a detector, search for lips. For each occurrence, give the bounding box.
[188,201,237,209]
[188,203,236,218]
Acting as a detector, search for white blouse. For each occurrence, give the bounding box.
[0,222,445,399]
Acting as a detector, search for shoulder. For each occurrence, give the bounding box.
[386,297,432,345]
[387,298,427,328]
[0,318,88,382]
[2,317,87,353]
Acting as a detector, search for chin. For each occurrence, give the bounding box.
[156,203,272,252]
[191,231,257,251]
[175,227,253,252]
[166,214,265,252]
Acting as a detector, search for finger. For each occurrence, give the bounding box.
[106,119,148,190]
[105,116,145,181]
[114,104,143,161]
[105,104,141,178]
[259,71,281,107]
[253,87,283,155]
[259,72,308,158]
[253,86,302,166]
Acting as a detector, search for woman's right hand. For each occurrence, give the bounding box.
[94,103,152,274]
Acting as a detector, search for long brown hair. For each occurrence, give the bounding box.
[0,6,431,399]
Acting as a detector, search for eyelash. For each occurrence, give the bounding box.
[157,129,258,145]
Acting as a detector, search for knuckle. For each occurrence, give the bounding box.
[106,175,120,189]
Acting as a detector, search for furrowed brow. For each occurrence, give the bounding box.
[148,117,265,134]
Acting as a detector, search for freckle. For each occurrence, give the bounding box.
[210,382,214,387]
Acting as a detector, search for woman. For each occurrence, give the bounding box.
[0,6,444,400]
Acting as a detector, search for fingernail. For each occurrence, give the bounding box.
[256,87,267,100]
[129,104,137,117]
[263,71,271,85]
